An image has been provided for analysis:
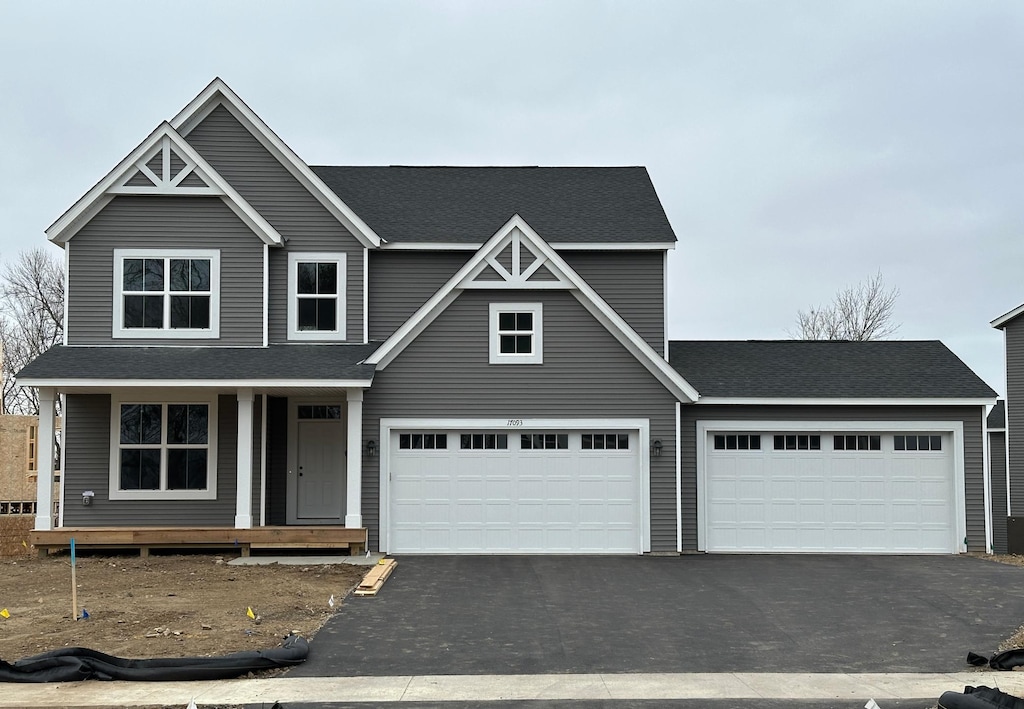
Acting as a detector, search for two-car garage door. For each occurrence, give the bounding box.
[386,424,643,553]
[702,427,960,553]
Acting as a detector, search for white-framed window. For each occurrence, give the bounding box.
[112,249,220,339]
[287,252,346,340]
[108,395,218,500]
[489,302,543,364]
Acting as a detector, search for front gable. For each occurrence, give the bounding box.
[47,123,282,247]
[367,215,698,403]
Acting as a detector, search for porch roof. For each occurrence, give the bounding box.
[16,344,378,388]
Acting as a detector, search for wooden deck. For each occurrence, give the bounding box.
[29,526,367,557]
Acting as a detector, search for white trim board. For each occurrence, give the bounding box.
[17,378,374,390]
[378,241,678,251]
[991,302,1024,329]
[170,78,381,249]
[378,417,651,555]
[695,397,996,406]
[692,419,968,555]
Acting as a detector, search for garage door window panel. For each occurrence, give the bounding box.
[399,433,448,450]
[894,434,942,451]
[460,433,508,450]
[773,434,820,451]
[713,434,761,450]
[582,433,630,450]
[521,433,568,450]
[834,434,881,451]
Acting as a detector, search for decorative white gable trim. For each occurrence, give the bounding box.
[366,214,700,403]
[46,122,283,246]
[171,78,382,249]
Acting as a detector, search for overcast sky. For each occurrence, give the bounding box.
[2,1,1021,396]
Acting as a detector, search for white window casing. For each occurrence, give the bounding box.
[108,392,219,501]
[287,252,347,341]
[112,249,221,339]
[489,302,543,365]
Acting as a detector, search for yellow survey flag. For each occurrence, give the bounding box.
[246,606,255,620]
[21,540,27,548]
[0,608,10,618]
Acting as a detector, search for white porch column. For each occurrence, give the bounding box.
[345,389,363,528]
[235,388,254,529]
[34,388,56,531]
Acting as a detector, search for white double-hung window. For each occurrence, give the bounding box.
[112,249,220,338]
[287,252,346,340]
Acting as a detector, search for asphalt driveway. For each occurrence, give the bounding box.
[290,555,1024,677]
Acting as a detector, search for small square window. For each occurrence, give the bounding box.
[490,303,543,364]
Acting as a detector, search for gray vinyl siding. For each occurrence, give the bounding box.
[367,250,667,347]
[368,251,471,340]
[678,404,988,552]
[1006,320,1024,516]
[184,105,365,344]
[61,394,237,526]
[66,197,264,346]
[990,430,1008,553]
[362,288,678,552]
[562,251,665,352]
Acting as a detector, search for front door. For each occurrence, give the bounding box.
[288,403,346,523]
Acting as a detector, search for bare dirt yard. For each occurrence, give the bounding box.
[0,550,365,663]
[977,553,1024,652]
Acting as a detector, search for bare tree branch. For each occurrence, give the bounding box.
[790,271,900,341]
[0,248,64,415]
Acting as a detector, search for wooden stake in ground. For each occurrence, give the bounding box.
[70,537,78,621]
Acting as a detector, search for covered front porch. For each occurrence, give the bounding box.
[19,345,378,542]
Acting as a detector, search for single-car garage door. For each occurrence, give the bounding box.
[387,426,642,553]
[702,429,958,553]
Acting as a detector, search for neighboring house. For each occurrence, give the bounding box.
[17,79,997,555]
[0,414,60,520]
[991,303,1024,551]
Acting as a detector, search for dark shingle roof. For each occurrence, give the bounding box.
[16,345,377,382]
[988,399,1006,429]
[668,340,996,400]
[311,166,676,245]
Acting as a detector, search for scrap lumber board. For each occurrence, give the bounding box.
[354,559,397,596]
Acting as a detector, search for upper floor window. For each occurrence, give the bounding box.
[288,252,346,340]
[489,302,543,364]
[112,249,220,339]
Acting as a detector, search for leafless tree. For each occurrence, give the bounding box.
[792,271,900,341]
[0,248,64,415]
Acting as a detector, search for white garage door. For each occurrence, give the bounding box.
[387,427,641,553]
[704,430,957,553]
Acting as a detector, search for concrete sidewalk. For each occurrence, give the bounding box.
[1,671,1021,707]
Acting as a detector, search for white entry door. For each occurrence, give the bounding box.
[289,403,346,523]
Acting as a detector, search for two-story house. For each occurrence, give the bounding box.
[19,79,997,556]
